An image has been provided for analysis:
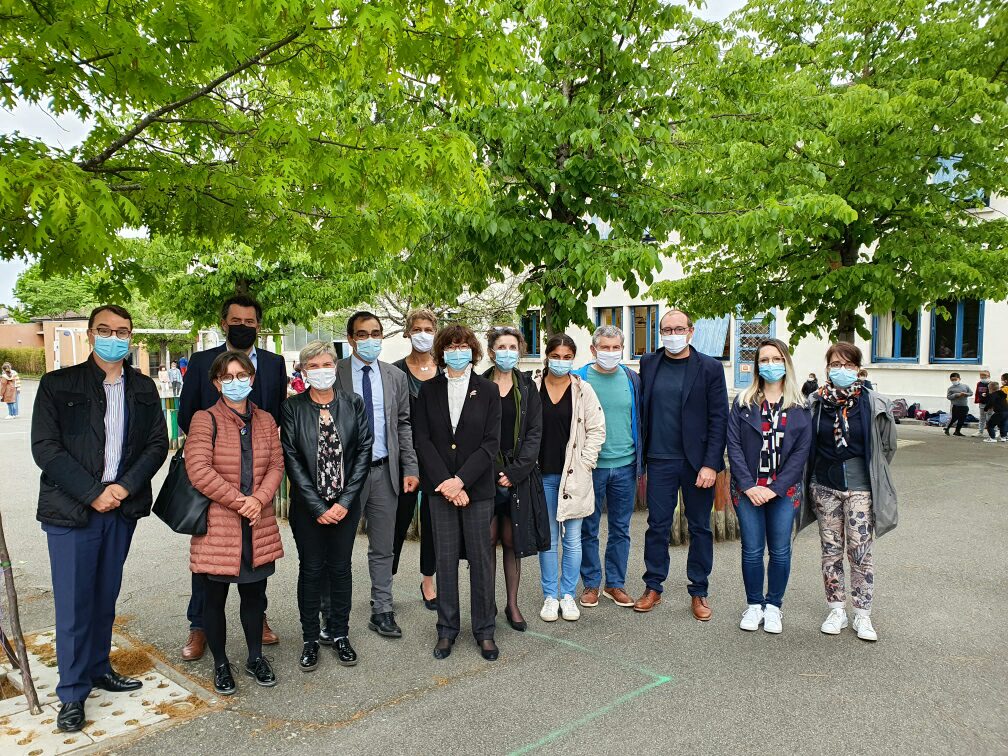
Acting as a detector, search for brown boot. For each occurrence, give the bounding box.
[262,615,279,645]
[181,629,206,661]
[633,589,662,613]
[691,596,712,621]
[579,588,600,608]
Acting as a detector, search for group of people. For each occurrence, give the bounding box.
[156,360,185,397]
[946,370,1008,442]
[31,296,900,734]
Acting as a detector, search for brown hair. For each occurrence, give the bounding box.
[544,333,577,357]
[405,309,438,331]
[825,342,862,368]
[210,350,256,381]
[88,304,133,330]
[433,324,483,369]
[660,308,694,328]
[487,325,526,355]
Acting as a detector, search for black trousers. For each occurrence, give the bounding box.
[199,574,266,666]
[428,494,495,642]
[291,499,362,640]
[946,405,968,433]
[392,489,436,578]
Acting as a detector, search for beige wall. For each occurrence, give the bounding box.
[0,323,44,349]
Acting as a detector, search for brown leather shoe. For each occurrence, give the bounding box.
[579,588,600,608]
[181,629,206,661]
[262,615,279,645]
[602,587,635,607]
[633,589,662,613]
[691,596,712,621]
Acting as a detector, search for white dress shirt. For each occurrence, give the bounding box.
[101,373,126,483]
[447,365,472,432]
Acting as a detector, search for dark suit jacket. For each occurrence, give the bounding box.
[413,371,501,501]
[178,344,287,434]
[726,397,811,498]
[640,347,729,472]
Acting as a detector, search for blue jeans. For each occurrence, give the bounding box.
[539,473,583,599]
[735,490,797,608]
[580,463,637,590]
[643,459,714,596]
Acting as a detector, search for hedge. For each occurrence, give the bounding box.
[0,348,46,376]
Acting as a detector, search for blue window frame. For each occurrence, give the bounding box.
[521,310,542,357]
[871,310,921,363]
[930,300,984,364]
[594,306,623,330]
[630,305,658,359]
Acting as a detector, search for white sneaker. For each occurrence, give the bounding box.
[739,604,763,631]
[540,597,559,622]
[853,613,878,641]
[559,595,581,622]
[984,437,998,444]
[820,607,848,635]
[763,605,782,634]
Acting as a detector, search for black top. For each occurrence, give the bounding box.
[539,382,572,475]
[392,357,441,401]
[499,386,517,457]
[647,355,688,461]
[816,399,865,463]
[984,389,1007,415]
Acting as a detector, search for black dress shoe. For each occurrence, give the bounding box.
[421,583,438,611]
[300,641,319,672]
[57,701,86,732]
[244,656,277,687]
[504,606,527,632]
[318,627,334,646]
[214,663,237,696]
[477,639,499,661]
[333,637,358,667]
[433,637,455,660]
[92,670,143,692]
[368,611,403,638]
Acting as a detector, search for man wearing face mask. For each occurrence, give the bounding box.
[572,325,643,610]
[32,305,168,732]
[177,294,289,661]
[634,309,729,620]
[335,311,419,639]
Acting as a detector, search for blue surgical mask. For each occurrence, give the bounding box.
[355,338,383,363]
[759,363,786,383]
[494,350,519,372]
[222,377,252,402]
[548,358,573,376]
[93,335,130,363]
[444,348,472,371]
[829,367,858,389]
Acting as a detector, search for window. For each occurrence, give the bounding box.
[595,306,623,331]
[872,311,920,362]
[692,316,731,361]
[630,305,658,359]
[933,157,990,208]
[930,300,983,363]
[283,323,338,353]
[521,310,542,357]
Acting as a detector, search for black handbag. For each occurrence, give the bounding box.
[153,415,216,535]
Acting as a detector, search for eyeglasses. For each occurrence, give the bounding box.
[828,361,858,370]
[93,326,132,339]
[219,372,252,383]
[758,357,786,365]
[660,327,690,336]
[354,330,383,340]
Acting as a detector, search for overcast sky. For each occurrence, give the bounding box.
[0,0,747,307]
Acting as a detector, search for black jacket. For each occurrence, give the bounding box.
[482,368,550,557]
[279,391,373,520]
[178,343,288,434]
[414,371,501,501]
[983,389,1008,416]
[32,357,169,527]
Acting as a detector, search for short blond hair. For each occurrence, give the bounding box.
[405,309,438,332]
[299,340,338,367]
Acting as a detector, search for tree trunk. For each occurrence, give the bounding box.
[541,298,561,340]
[836,309,857,344]
[0,508,42,714]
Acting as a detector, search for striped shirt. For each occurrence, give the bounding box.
[102,374,127,483]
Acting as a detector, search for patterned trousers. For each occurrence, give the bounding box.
[810,484,875,612]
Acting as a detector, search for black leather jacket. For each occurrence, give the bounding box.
[31,356,168,527]
[279,390,373,519]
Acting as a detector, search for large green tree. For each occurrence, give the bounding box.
[652,0,1008,343]
[1,0,513,270]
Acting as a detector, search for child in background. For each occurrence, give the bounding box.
[982,380,1007,444]
[945,373,971,437]
[974,370,992,437]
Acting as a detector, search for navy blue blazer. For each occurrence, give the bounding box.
[726,397,812,498]
[639,347,729,472]
[177,343,288,434]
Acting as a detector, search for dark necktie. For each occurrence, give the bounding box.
[362,365,375,435]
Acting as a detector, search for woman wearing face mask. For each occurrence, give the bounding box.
[726,339,811,635]
[803,342,897,642]
[185,351,285,696]
[482,326,549,632]
[536,335,606,623]
[413,324,501,661]
[392,309,441,609]
[280,341,373,673]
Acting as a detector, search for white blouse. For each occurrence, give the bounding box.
[446,365,472,432]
